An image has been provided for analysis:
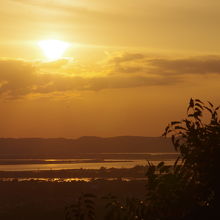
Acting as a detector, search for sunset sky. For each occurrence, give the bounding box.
[1,0,220,138]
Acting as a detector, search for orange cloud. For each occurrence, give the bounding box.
[1,54,220,100]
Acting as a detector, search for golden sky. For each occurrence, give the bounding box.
[0,0,220,138]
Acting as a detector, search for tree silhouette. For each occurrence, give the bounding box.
[144,98,220,219]
[66,98,220,220]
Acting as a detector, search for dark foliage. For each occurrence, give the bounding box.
[65,193,96,220]
[0,179,144,220]
[66,98,220,219]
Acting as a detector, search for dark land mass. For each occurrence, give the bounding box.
[0,166,147,179]
[0,136,173,159]
[0,167,147,220]
[0,179,145,220]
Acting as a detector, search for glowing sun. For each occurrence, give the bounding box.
[38,39,70,60]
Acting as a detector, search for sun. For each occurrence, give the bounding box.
[38,39,70,61]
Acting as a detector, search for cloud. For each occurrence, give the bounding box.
[109,53,220,76]
[32,74,179,96]
[37,59,71,69]
[0,54,220,100]
[148,56,220,75]
[0,59,37,98]
[109,53,146,64]
[0,57,177,99]
[10,0,125,23]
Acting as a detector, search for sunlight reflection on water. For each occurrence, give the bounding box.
[0,177,147,182]
[0,159,176,171]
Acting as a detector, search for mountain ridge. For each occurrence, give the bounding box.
[0,136,174,158]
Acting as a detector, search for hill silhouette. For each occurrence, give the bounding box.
[0,136,173,158]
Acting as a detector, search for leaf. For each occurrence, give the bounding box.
[184,119,192,130]
[187,98,194,112]
[163,125,171,136]
[195,103,204,110]
[193,111,202,121]
[174,126,186,130]
[160,165,169,173]
[208,101,214,108]
[204,106,212,113]
[171,121,180,125]
[147,160,154,168]
[195,107,201,111]
[215,106,220,111]
[174,156,181,169]
[195,99,204,104]
[157,161,165,169]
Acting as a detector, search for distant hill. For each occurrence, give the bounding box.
[0,136,174,158]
